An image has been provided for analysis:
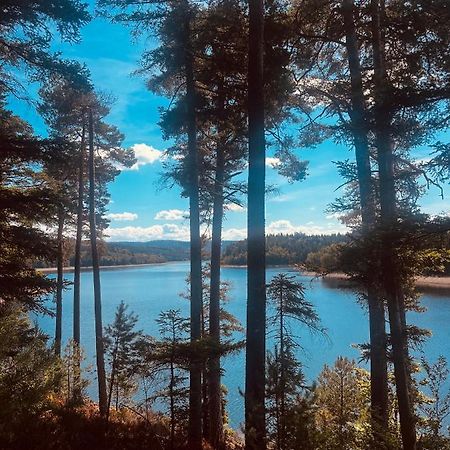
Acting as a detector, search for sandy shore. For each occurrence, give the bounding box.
[301,271,450,289]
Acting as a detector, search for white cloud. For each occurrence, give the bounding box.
[266,157,281,168]
[154,209,188,220]
[106,219,349,242]
[106,212,138,221]
[325,212,346,220]
[225,203,246,213]
[222,228,248,240]
[127,143,163,170]
[267,219,348,236]
[106,224,191,241]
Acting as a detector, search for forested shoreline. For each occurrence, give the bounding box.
[1,0,450,449]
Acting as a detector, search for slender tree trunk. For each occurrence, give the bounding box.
[74,121,86,346]
[370,1,416,448]
[55,204,65,357]
[245,0,266,447]
[183,7,203,448]
[88,108,108,418]
[208,145,225,449]
[106,339,119,421]
[279,286,285,450]
[342,0,389,441]
[170,355,175,450]
[72,121,86,402]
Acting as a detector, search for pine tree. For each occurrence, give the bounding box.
[152,309,190,450]
[0,98,58,311]
[266,273,322,450]
[104,301,142,418]
[0,0,90,98]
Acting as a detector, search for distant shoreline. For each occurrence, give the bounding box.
[37,263,450,289]
[302,271,450,290]
[36,261,179,274]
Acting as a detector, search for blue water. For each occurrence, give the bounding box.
[36,261,450,430]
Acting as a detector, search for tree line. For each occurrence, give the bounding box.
[1,0,450,449]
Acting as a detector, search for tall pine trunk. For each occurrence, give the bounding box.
[245,0,266,448]
[72,121,86,402]
[73,121,86,347]
[55,204,65,357]
[279,285,285,450]
[370,1,416,448]
[183,7,203,448]
[342,0,389,440]
[208,145,225,448]
[88,108,108,418]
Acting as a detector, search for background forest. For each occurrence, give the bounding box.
[1,0,450,450]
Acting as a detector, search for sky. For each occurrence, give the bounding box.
[8,3,449,242]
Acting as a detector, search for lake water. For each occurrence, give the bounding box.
[36,261,450,430]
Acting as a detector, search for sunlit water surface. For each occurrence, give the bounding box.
[35,261,450,430]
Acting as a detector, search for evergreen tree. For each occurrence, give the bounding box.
[0,98,58,312]
[418,356,450,449]
[315,357,372,450]
[0,303,61,446]
[104,301,142,418]
[152,309,190,450]
[0,0,90,98]
[266,273,322,450]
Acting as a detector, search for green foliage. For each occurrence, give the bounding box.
[104,302,143,413]
[305,243,344,273]
[266,274,323,449]
[150,309,190,446]
[0,304,61,445]
[222,233,348,266]
[315,357,371,450]
[61,340,91,406]
[0,0,90,97]
[0,101,58,311]
[418,356,450,449]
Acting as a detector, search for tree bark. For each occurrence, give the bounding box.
[279,285,285,450]
[55,204,65,357]
[183,6,203,448]
[73,120,86,347]
[208,145,225,449]
[370,1,416,448]
[342,0,389,441]
[72,120,86,403]
[88,108,108,418]
[245,0,266,448]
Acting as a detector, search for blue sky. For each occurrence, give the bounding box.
[8,4,449,241]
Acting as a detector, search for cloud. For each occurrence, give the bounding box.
[325,212,346,220]
[266,157,281,168]
[106,212,138,221]
[106,219,349,242]
[267,219,348,235]
[106,224,191,241]
[154,209,188,220]
[127,143,163,170]
[225,203,246,213]
[222,228,248,240]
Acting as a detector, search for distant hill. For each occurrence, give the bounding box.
[109,240,192,261]
[36,236,350,269]
[222,233,349,266]
[36,239,237,268]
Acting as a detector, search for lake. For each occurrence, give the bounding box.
[36,261,450,430]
